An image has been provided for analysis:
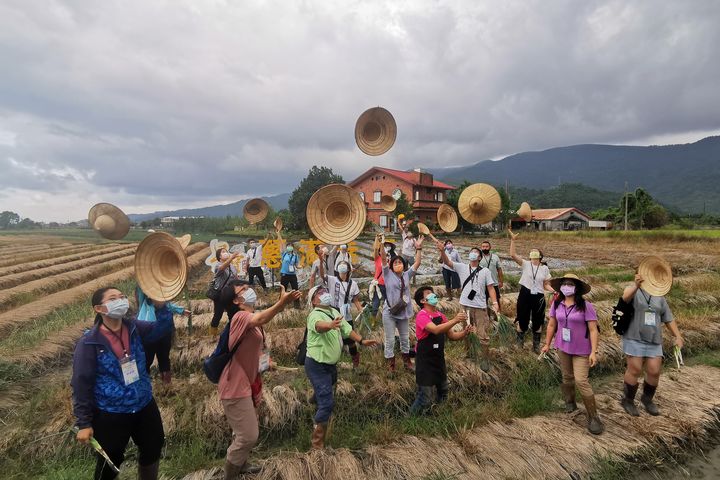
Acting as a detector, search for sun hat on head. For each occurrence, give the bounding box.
[550,273,591,296]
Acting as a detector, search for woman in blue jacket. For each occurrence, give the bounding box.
[136,287,190,384]
[71,286,164,480]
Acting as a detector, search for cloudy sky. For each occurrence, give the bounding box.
[1,0,719,222]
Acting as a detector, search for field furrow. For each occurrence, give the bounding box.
[0,243,129,276]
[0,243,109,269]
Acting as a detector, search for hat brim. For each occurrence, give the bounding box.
[306,184,366,245]
[135,232,188,301]
[550,276,592,296]
[638,256,673,296]
[437,204,458,233]
[243,198,270,225]
[88,203,130,240]
[458,184,501,225]
[355,107,397,156]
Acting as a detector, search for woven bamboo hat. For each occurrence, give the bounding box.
[243,198,269,225]
[638,256,673,296]
[458,183,501,225]
[273,217,283,232]
[355,107,397,156]
[550,273,591,296]
[416,222,430,235]
[437,204,459,233]
[135,232,188,301]
[306,184,366,245]
[176,234,192,250]
[518,202,532,222]
[88,203,130,241]
[380,195,397,212]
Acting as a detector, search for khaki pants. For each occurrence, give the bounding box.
[467,307,490,344]
[558,351,594,397]
[221,396,259,466]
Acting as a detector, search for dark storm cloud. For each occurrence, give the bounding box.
[0,0,719,221]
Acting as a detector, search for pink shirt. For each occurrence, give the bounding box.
[549,301,598,356]
[218,311,263,400]
[374,256,385,286]
[415,308,448,343]
[100,324,131,359]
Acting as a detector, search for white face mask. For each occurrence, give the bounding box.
[241,288,257,306]
[384,246,392,253]
[337,264,349,274]
[318,292,333,306]
[104,298,129,320]
[468,252,479,261]
[220,252,230,260]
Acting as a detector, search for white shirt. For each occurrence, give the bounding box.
[401,231,416,257]
[246,245,263,268]
[442,248,461,271]
[453,262,495,308]
[334,251,352,270]
[327,275,360,321]
[519,260,551,294]
[310,259,327,287]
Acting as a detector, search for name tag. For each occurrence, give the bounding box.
[259,351,271,373]
[531,287,540,295]
[289,265,296,273]
[433,344,439,349]
[562,328,571,342]
[644,309,656,326]
[120,356,140,386]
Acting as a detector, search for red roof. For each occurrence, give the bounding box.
[347,166,455,190]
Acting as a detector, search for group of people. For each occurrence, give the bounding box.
[71,227,684,479]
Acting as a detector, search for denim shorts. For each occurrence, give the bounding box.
[623,338,663,358]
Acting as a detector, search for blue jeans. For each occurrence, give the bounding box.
[409,381,449,415]
[304,356,337,424]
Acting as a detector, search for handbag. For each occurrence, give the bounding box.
[388,274,408,316]
[206,267,232,301]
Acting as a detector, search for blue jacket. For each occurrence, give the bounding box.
[71,318,154,428]
[136,288,184,343]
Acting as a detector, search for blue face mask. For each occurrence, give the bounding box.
[319,292,333,306]
[287,246,294,253]
[337,264,349,274]
[468,252,479,261]
[426,293,439,306]
[104,298,129,319]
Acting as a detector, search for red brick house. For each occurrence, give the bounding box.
[347,166,455,231]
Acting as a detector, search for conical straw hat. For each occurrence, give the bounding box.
[306,184,366,245]
[354,107,397,156]
[243,198,269,224]
[518,202,532,222]
[134,232,188,301]
[273,217,283,232]
[416,222,430,235]
[176,234,192,250]
[550,273,591,296]
[437,204,458,233]
[380,195,397,212]
[638,256,673,296]
[88,203,130,240]
[458,183,502,225]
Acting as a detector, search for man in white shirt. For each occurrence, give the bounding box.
[480,240,504,320]
[333,244,352,271]
[244,235,271,291]
[438,243,499,372]
[401,219,417,285]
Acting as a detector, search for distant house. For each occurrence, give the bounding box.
[588,220,612,230]
[347,167,455,231]
[161,216,180,225]
[513,208,591,231]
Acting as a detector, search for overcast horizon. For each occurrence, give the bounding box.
[2,1,719,222]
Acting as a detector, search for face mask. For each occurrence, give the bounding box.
[426,293,439,306]
[445,244,453,250]
[468,252,479,261]
[384,246,392,253]
[560,285,576,296]
[287,246,294,253]
[249,243,257,249]
[104,298,129,320]
[481,249,490,255]
[241,288,257,306]
[337,264,349,274]
[318,292,332,306]
[393,263,404,273]
[340,245,348,251]
[220,252,230,260]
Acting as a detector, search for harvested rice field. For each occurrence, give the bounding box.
[1,231,719,479]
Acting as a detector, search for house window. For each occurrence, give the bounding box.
[437,192,443,202]
[414,190,420,201]
[380,215,388,227]
[373,191,382,203]
[359,192,365,202]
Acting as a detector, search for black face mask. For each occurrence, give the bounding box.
[481,249,490,255]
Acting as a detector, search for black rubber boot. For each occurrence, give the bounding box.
[621,382,640,417]
[138,461,160,480]
[515,331,525,348]
[640,382,660,416]
[532,332,542,354]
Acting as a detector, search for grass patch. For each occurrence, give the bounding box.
[0,359,30,392]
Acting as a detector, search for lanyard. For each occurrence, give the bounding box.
[531,263,540,281]
[639,290,653,307]
[561,303,576,328]
[483,254,493,269]
[102,322,128,357]
[252,247,258,259]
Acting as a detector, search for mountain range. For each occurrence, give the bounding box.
[127,193,290,222]
[431,136,720,214]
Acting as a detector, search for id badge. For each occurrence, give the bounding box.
[433,343,439,349]
[259,350,271,373]
[289,264,296,273]
[531,286,540,295]
[562,328,571,342]
[644,309,656,326]
[120,356,140,386]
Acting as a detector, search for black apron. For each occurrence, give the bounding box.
[415,315,447,386]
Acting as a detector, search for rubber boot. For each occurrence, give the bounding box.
[138,461,160,480]
[224,460,244,480]
[621,382,640,417]
[160,371,172,384]
[582,395,605,435]
[532,332,542,354]
[402,353,414,372]
[209,326,219,336]
[560,383,578,413]
[479,343,491,372]
[640,382,660,416]
[386,356,396,373]
[515,331,525,348]
[311,422,327,449]
[446,288,453,301]
[351,352,360,369]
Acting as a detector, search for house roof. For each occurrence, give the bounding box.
[528,208,591,221]
[347,166,455,190]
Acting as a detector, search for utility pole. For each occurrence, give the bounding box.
[624,181,629,231]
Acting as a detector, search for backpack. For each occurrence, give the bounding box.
[203,317,241,383]
[295,308,338,365]
[611,297,635,335]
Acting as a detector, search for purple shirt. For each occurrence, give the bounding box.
[550,301,597,356]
